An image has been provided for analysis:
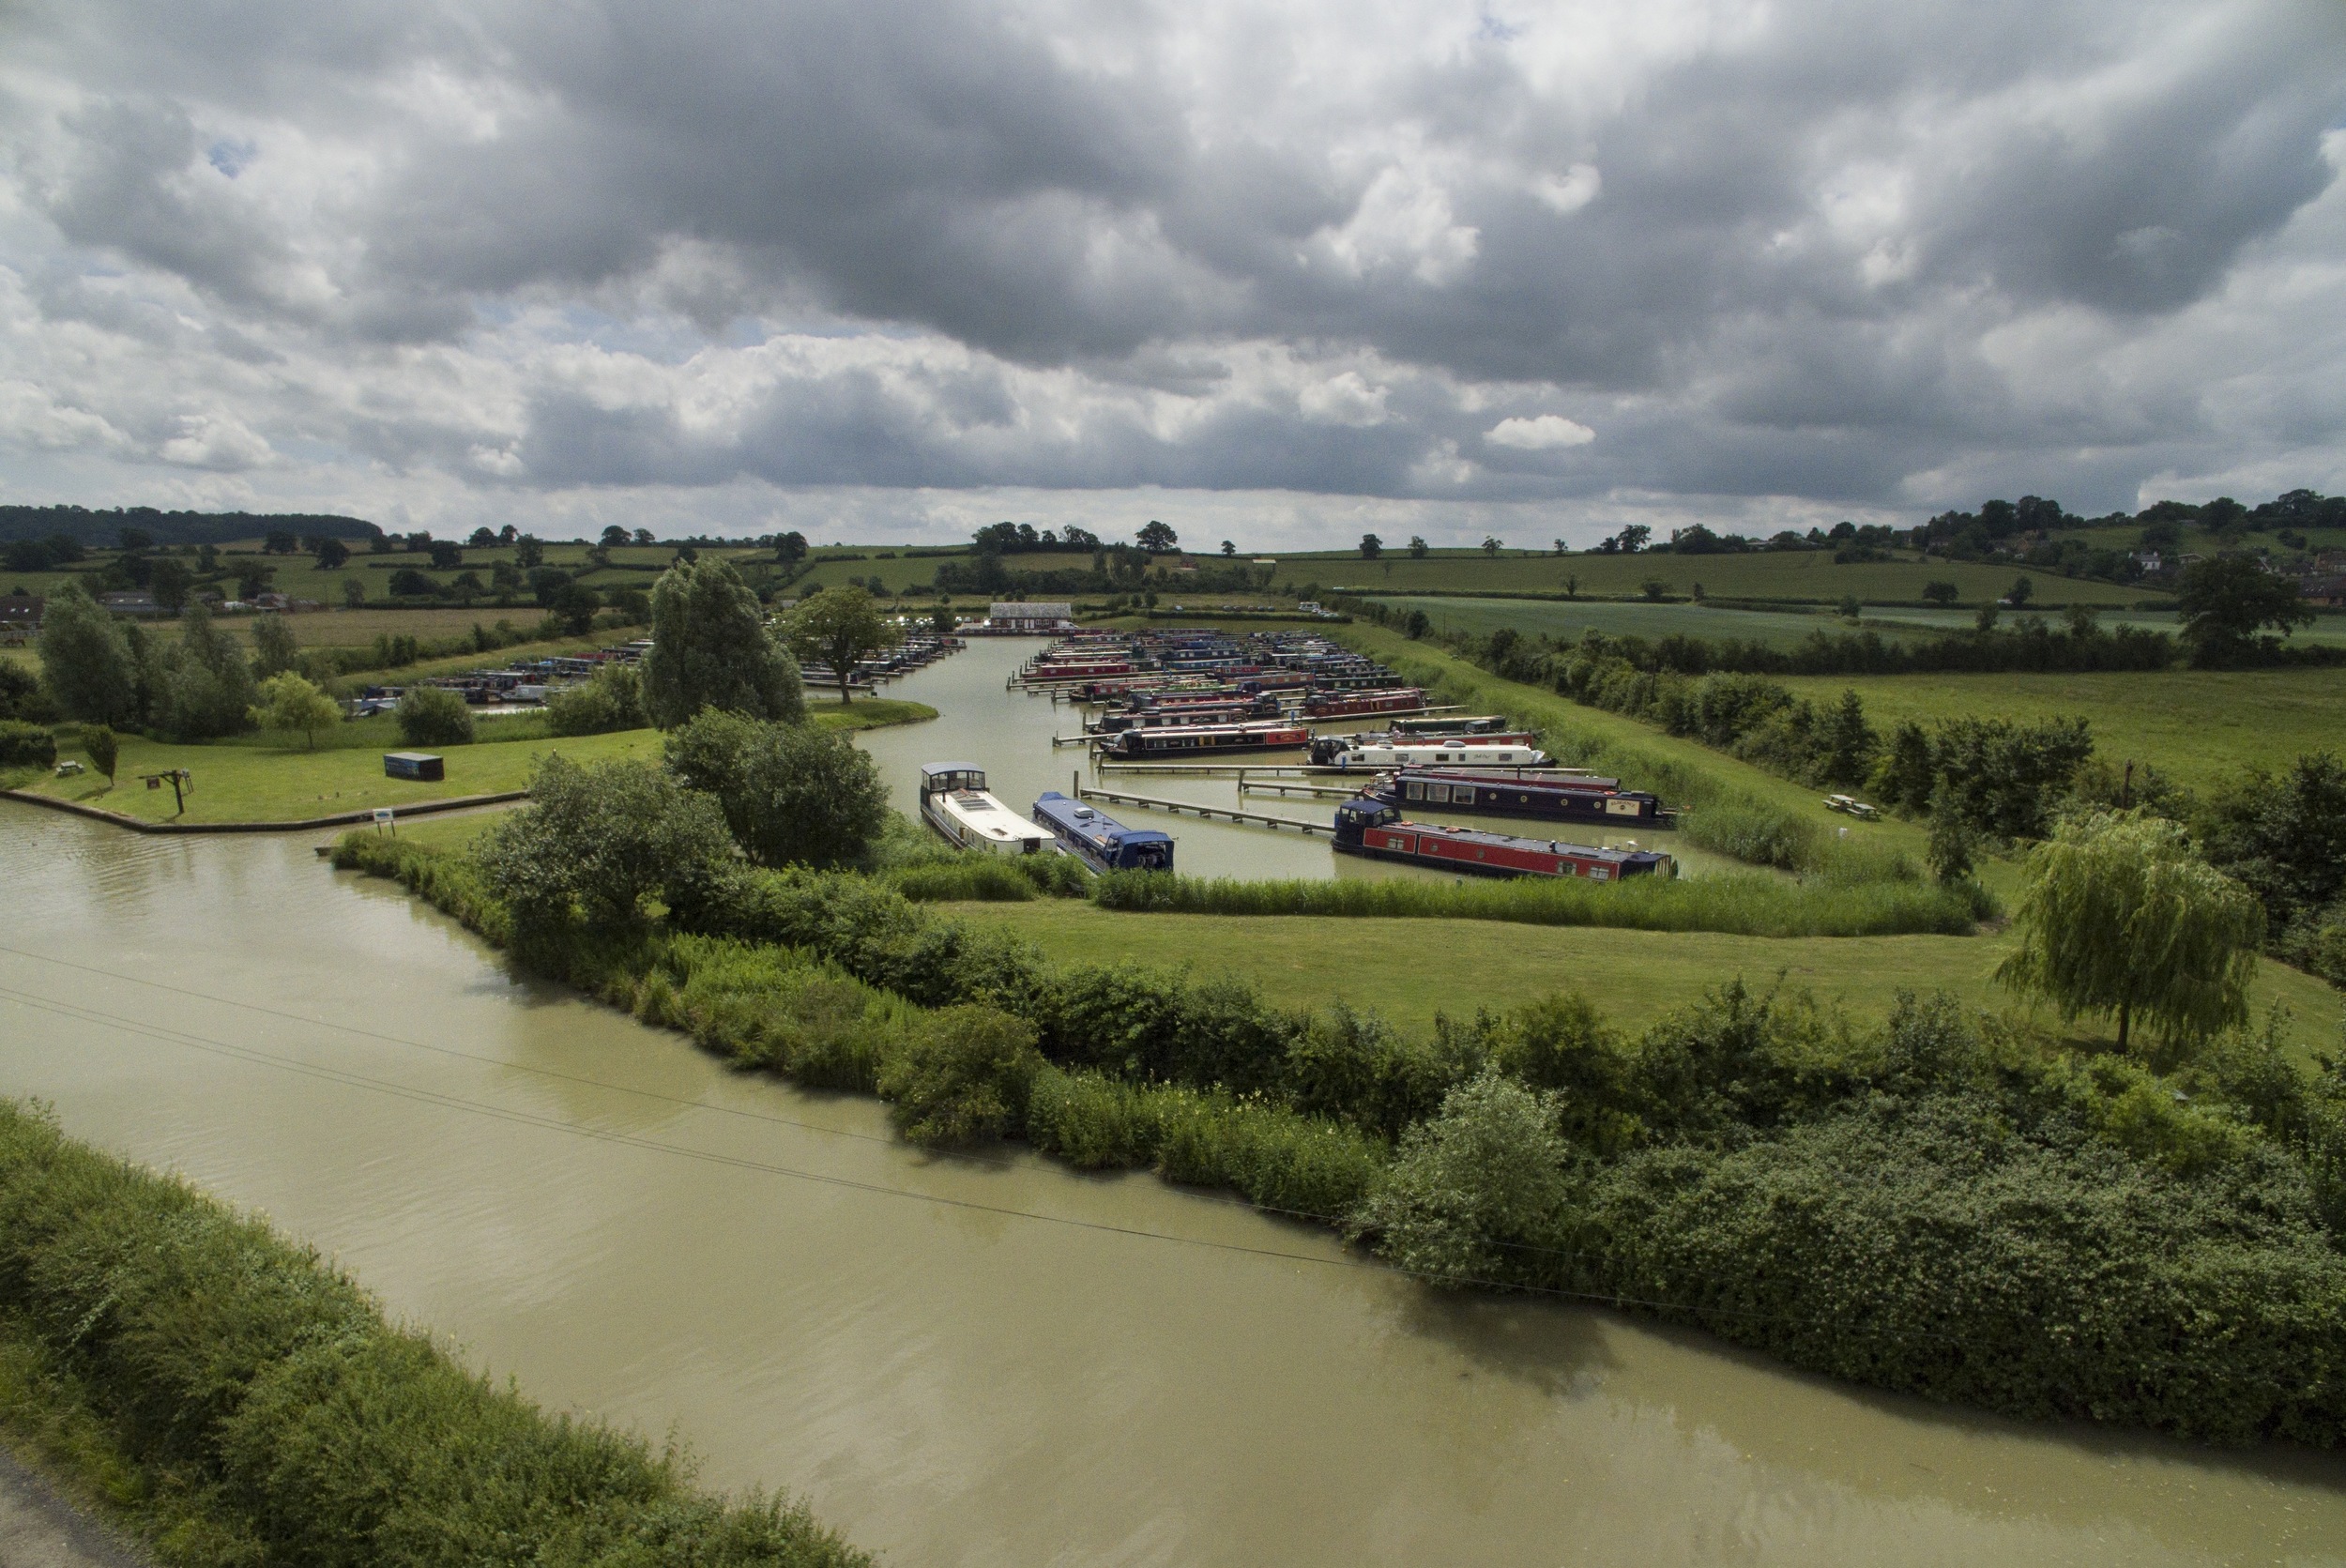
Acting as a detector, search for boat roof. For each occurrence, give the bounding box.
[1389,768,1624,790]
[1033,792,1174,845]
[920,760,988,777]
[1380,816,1664,864]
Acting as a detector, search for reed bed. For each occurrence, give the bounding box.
[1091,867,1984,936]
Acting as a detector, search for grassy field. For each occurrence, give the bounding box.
[935,898,2338,1058]
[13,699,934,824]
[1275,548,2161,606]
[1363,596,1949,649]
[1774,669,2346,792]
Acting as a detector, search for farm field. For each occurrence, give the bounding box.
[934,899,2338,1058]
[1363,596,1931,649]
[1774,669,2346,792]
[1861,604,2346,647]
[10,699,933,825]
[1278,548,2163,605]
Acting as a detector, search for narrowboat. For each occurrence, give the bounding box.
[1310,738,1549,769]
[1103,721,1313,758]
[1301,687,1426,719]
[1333,798,1674,880]
[1389,714,1511,737]
[1092,704,1264,734]
[1031,792,1175,873]
[918,762,1053,854]
[1367,768,1669,827]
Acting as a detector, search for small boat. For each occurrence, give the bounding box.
[1311,739,1550,769]
[1104,721,1313,758]
[1333,797,1674,880]
[1367,768,1669,827]
[918,763,1053,854]
[1301,687,1426,719]
[1031,792,1175,873]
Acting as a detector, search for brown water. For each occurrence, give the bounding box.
[1,803,2341,1565]
[857,638,1747,880]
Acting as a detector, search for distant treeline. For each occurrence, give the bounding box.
[0,504,382,548]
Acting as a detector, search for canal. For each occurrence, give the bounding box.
[0,803,2338,1566]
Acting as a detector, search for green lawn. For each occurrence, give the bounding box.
[936,899,2339,1060]
[17,699,933,825]
[1774,669,2346,792]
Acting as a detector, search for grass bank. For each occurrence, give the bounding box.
[17,700,933,826]
[1774,668,2346,791]
[0,1100,866,1568]
[931,897,2340,1059]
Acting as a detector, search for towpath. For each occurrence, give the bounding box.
[0,1452,151,1568]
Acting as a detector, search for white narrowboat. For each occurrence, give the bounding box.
[918,762,1053,855]
[1323,741,1550,770]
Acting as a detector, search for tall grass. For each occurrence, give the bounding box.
[1092,868,1983,936]
[0,1099,867,1568]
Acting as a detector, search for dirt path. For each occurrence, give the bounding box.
[0,1452,149,1568]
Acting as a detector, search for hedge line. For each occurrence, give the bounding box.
[0,1100,868,1568]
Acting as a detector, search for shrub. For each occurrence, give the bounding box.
[0,719,55,769]
[1348,1072,1577,1286]
[663,708,891,870]
[544,662,647,736]
[395,685,475,745]
[474,754,735,935]
[876,1004,1043,1146]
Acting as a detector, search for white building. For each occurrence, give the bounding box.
[986,601,1076,632]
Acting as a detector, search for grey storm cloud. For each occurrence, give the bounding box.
[1,0,2343,531]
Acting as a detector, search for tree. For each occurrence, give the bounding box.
[428,540,464,570]
[546,663,648,737]
[1135,520,1178,554]
[1553,538,1566,556]
[1221,540,1236,557]
[663,708,891,870]
[515,535,545,570]
[1359,533,1382,559]
[314,538,351,571]
[264,529,298,555]
[632,527,655,547]
[545,579,602,635]
[2005,574,2034,606]
[1996,812,2263,1060]
[38,584,138,725]
[251,614,298,678]
[2174,556,2312,665]
[1926,785,1975,883]
[148,556,194,612]
[84,723,117,784]
[475,754,736,936]
[248,672,342,750]
[1615,524,1652,554]
[600,525,630,548]
[779,586,897,706]
[148,602,255,739]
[1816,690,1876,786]
[1922,580,1959,606]
[1639,578,1670,601]
[1562,574,1578,600]
[1838,594,1861,618]
[1481,536,1502,556]
[641,557,805,728]
[396,686,475,745]
[1403,609,1430,639]
[2200,752,2346,951]
[342,577,366,607]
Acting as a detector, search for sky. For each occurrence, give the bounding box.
[2,0,2342,548]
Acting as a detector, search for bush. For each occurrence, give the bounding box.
[0,719,55,769]
[395,685,475,745]
[545,662,648,736]
[1348,1072,1577,1286]
[875,1004,1042,1146]
[0,1100,869,1566]
[664,708,891,870]
[474,754,736,935]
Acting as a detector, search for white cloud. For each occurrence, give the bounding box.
[1485,414,1595,449]
[157,411,275,469]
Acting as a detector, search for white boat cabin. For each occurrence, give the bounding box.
[919,762,1053,855]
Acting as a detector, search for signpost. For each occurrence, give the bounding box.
[373,807,396,837]
[141,769,193,814]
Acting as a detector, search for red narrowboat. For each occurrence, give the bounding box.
[1333,798,1673,879]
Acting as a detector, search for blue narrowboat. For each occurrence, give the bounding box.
[1031,792,1175,873]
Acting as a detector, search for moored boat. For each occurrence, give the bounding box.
[1104,721,1313,758]
[1301,687,1427,719]
[918,763,1053,854]
[1333,798,1673,880]
[1366,768,1670,827]
[1031,792,1175,872]
[1310,738,1549,769]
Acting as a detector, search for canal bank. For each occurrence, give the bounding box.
[1,803,2341,1567]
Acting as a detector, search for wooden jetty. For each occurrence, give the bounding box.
[1074,782,1333,835]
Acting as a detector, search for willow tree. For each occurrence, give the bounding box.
[1995,811,2263,1061]
[640,557,803,729]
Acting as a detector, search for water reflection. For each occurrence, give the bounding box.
[0,803,2340,1567]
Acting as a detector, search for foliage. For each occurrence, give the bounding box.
[2199,753,2346,965]
[250,612,297,678]
[1348,1072,1577,1285]
[2175,555,2313,665]
[779,586,899,704]
[0,720,56,769]
[395,684,476,745]
[0,662,48,724]
[248,671,343,749]
[474,753,736,935]
[145,602,257,740]
[0,1099,869,1568]
[663,708,891,870]
[643,557,806,727]
[1089,866,1979,936]
[1997,811,2265,1059]
[876,1004,1044,1145]
[81,723,116,781]
[544,662,648,736]
[36,581,138,726]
